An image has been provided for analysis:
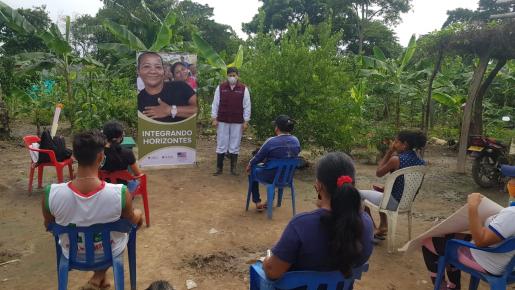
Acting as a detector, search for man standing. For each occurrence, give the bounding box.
[211,67,251,175]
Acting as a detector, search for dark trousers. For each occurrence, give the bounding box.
[251,168,275,203]
[422,233,472,289]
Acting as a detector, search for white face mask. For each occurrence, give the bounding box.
[228,76,237,85]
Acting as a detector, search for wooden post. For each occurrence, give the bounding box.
[456,51,491,173]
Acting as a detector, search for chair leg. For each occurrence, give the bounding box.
[245,175,252,212]
[56,166,64,183]
[57,255,69,290]
[408,211,412,241]
[468,276,480,290]
[28,166,35,193]
[112,254,125,290]
[37,165,44,188]
[291,185,296,216]
[277,188,283,207]
[142,191,150,227]
[128,234,137,290]
[433,256,446,290]
[386,212,398,253]
[67,163,73,180]
[266,185,275,219]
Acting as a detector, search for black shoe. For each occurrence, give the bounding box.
[229,153,239,176]
[213,153,224,176]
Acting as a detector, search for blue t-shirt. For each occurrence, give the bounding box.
[391,150,425,202]
[272,208,374,272]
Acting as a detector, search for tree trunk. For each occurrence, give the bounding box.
[456,51,491,173]
[469,58,507,136]
[0,84,10,139]
[358,4,365,55]
[423,48,444,135]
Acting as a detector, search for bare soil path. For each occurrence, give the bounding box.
[0,124,504,290]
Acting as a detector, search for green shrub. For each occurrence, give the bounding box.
[242,23,360,152]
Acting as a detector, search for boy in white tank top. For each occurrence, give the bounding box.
[42,130,143,289]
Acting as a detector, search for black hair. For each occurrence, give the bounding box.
[102,120,124,167]
[171,61,186,76]
[227,67,239,75]
[72,130,105,166]
[145,280,175,290]
[397,130,427,150]
[137,51,163,70]
[317,152,363,277]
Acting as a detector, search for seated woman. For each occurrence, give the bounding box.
[262,152,374,281]
[42,130,143,290]
[360,130,426,239]
[101,120,142,193]
[421,192,515,290]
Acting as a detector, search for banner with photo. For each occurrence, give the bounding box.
[136,52,198,167]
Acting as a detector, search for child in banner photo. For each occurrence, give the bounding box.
[137,52,197,123]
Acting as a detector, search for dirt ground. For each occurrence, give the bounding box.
[0,123,508,290]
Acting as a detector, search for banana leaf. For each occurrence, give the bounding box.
[149,12,176,51]
[38,23,72,55]
[102,20,147,51]
[398,34,417,74]
[373,46,387,62]
[227,45,244,68]
[432,92,457,107]
[0,1,36,34]
[192,33,226,71]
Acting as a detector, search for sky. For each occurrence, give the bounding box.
[4,0,479,46]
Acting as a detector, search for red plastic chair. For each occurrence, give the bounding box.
[98,170,150,227]
[23,135,74,193]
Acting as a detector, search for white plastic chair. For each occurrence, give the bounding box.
[364,165,427,252]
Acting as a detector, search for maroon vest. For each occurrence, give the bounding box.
[217,81,246,124]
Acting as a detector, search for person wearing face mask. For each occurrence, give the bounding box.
[42,130,143,290]
[211,67,251,176]
[137,52,198,123]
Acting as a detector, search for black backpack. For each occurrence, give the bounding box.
[38,129,72,163]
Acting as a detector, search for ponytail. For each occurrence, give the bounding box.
[102,120,125,167]
[321,182,363,276]
[317,153,364,277]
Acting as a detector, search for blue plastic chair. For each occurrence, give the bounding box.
[249,261,369,290]
[434,237,515,290]
[245,158,300,219]
[47,219,137,290]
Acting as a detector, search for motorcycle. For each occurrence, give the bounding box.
[468,116,514,188]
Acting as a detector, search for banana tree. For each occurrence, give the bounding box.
[0,1,101,125]
[192,32,244,95]
[99,9,178,57]
[360,34,418,128]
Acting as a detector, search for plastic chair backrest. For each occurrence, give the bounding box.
[251,262,368,290]
[47,219,134,270]
[380,165,427,213]
[23,135,58,163]
[260,158,300,187]
[99,170,137,182]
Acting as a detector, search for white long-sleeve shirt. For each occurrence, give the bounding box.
[211,84,251,122]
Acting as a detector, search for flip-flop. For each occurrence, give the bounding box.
[256,203,268,212]
[374,233,386,240]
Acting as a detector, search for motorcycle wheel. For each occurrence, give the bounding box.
[472,155,500,188]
